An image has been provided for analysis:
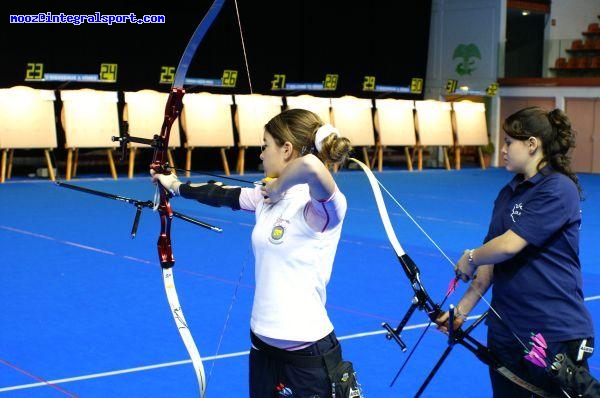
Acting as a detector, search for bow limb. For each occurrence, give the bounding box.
[350,157,453,386]
[349,159,405,257]
[153,2,226,397]
[349,158,441,324]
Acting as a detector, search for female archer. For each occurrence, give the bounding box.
[437,106,595,397]
[152,108,363,397]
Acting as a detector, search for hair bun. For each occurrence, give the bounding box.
[315,124,340,152]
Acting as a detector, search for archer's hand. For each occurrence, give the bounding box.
[435,309,466,334]
[150,169,181,195]
[261,177,283,204]
[455,250,476,282]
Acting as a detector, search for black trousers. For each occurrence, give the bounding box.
[249,330,339,398]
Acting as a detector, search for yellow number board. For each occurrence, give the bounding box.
[25,62,44,80]
[362,76,376,91]
[99,63,118,82]
[160,66,175,84]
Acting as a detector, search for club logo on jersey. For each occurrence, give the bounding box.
[269,217,289,244]
[270,225,285,243]
[510,202,523,222]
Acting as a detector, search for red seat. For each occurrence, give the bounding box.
[584,39,595,49]
[566,57,578,68]
[554,57,567,69]
[576,57,590,69]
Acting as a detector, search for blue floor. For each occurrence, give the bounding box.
[1,167,599,397]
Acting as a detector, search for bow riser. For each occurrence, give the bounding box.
[152,88,184,168]
[151,88,185,270]
[397,253,442,322]
[383,253,443,349]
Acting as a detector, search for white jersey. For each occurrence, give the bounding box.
[239,183,347,343]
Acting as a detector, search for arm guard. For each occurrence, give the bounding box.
[179,181,241,210]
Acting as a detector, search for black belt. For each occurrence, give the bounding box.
[250,331,342,370]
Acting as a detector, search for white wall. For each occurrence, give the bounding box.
[547,0,600,40]
[425,0,504,165]
[425,0,503,100]
[425,0,600,167]
[544,0,600,76]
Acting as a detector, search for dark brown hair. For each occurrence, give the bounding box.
[503,106,582,196]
